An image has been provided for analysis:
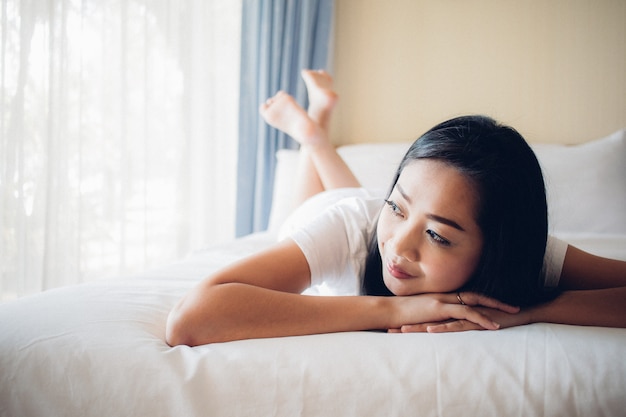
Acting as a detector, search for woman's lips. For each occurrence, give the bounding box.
[386,261,413,279]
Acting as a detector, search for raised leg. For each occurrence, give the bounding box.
[259,71,360,214]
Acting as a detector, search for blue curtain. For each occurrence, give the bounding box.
[236,0,335,236]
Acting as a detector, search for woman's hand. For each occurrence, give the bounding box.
[388,292,521,333]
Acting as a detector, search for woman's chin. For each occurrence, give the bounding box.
[384,276,420,296]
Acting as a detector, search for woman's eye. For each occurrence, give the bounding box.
[384,199,403,217]
[426,230,451,246]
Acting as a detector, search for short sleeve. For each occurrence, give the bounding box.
[286,195,381,295]
[542,235,568,287]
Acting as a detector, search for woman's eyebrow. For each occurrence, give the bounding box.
[426,214,465,232]
[396,184,466,232]
[396,184,412,203]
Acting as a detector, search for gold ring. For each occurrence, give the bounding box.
[457,292,466,305]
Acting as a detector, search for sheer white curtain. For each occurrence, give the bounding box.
[1,0,241,301]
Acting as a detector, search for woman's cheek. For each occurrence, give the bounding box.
[376,216,392,253]
[426,256,473,292]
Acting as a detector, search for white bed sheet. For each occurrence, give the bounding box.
[1,232,625,417]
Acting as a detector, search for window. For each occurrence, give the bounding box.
[1,0,241,300]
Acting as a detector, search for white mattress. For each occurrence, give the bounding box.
[1,232,625,417]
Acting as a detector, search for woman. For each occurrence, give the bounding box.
[166,70,626,346]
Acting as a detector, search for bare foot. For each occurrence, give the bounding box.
[259,91,325,147]
[301,69,338,131]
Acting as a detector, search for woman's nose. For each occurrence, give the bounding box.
[391,227,420,262]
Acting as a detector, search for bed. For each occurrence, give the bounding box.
[1,129,625,417]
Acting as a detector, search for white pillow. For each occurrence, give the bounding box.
[268,130,626,235]
[267,149,301,231]
[532,129,626,235]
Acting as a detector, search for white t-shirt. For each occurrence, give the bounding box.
[279,188,568,296]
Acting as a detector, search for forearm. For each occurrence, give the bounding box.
[166,283,392,346]
[165,284,511,345]
[528,286,626,328]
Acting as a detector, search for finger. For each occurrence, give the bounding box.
[399,323,430,333]
[450,304,500,330]
[454,292,519,313]
[426,320,485,333]
[387,328,402,333]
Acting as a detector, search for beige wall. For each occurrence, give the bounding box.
[330,0,626,145]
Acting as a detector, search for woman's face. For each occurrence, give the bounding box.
[377,159,484,296]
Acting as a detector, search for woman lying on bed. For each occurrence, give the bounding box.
[166,70,626,346]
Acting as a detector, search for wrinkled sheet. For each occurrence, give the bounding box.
[1,232,625,417]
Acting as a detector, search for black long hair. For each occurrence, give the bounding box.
[363,115,556,307]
